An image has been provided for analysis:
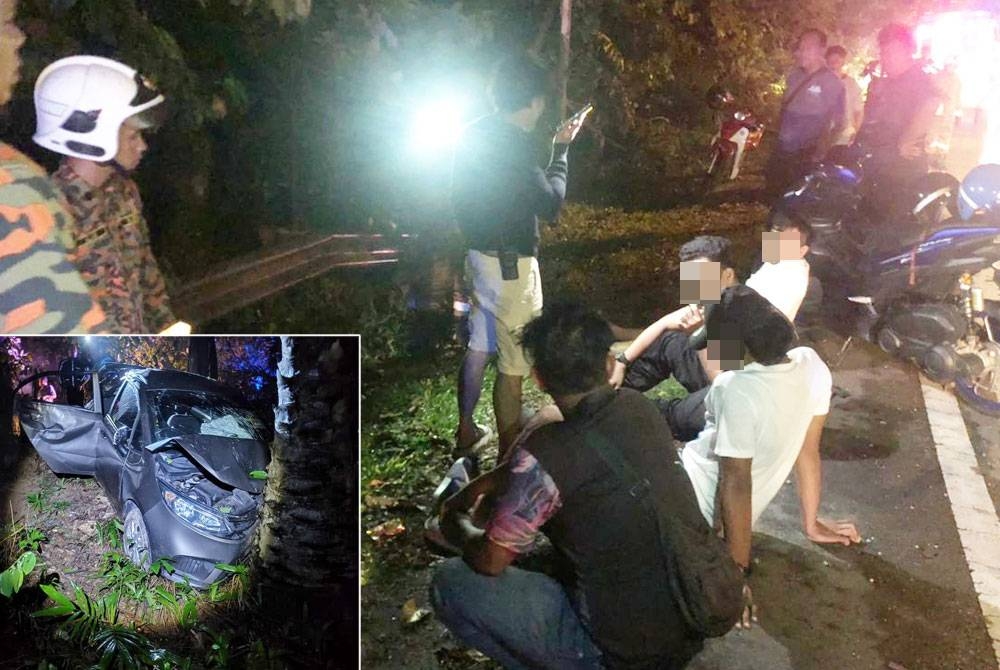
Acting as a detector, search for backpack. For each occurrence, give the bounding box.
[582,430,744,638]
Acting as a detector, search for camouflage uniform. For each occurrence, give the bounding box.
[52,160,175,333]
[0,143,106,333]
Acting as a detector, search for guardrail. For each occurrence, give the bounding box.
[171,233,411,325]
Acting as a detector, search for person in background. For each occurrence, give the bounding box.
[0,1,106,333]
[825,45,864,147]
[764,28,846,198]
[33,55,187,334]
[855,23,941,212]
[451,53,585,463]
[36,376,56,402]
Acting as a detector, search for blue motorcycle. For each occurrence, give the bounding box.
[770,151,1000,416]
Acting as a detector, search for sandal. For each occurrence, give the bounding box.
[423,516,462,556]
[453,423,492,459]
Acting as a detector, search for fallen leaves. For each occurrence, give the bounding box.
[400,598,431,626]
[367,518,406,543]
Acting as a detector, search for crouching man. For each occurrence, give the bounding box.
[431,303,707,669]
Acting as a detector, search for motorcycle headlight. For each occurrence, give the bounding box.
[160,484,225,534]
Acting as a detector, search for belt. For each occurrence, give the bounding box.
[470,249,534,259]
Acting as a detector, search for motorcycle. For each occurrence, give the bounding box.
[705,87,764,183]
[770,150,1000,415]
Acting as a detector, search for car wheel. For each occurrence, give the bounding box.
[123,502,151,571]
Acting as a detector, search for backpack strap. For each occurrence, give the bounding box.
[781,67,827,115]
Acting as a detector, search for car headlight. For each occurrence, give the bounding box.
[160,485,225,534]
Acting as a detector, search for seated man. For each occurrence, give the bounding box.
[681,285,860,616]
[611,223,811,440]
[431,303,707,670]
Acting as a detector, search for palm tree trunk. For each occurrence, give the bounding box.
[256,336,358,589]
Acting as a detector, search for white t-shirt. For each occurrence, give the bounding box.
[834,74,864,146]
[745,258,810,323]
[680,346,832,527]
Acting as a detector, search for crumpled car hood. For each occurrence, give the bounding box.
[145,436,268,492]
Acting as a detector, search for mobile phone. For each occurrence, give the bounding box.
[565,102,594,127]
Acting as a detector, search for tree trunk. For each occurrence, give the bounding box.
[257,336,358,590]
[557,0,572,119]
[187,337,218,379]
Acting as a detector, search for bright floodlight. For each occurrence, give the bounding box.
[409,97,466,155]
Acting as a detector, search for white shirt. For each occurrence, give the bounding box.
[834,75,864,146]
[681,346,832,527]
[745,258,810,323]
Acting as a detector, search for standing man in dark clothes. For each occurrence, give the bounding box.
[765,28,846,198]
[432,304,706,669]
[452,54,585,460]
[855,24,940,214]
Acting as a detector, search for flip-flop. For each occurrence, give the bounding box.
[423,516,462,556]
[453,423,492,459]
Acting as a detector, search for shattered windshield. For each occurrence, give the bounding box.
[146,389,265,443]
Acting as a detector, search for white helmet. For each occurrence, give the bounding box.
[33,55,165,161]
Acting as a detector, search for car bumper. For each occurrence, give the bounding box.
[142,502,256,589]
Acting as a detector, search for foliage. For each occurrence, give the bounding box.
[26,483,70,515]
[112,338,189,371]
[33,583,121,643]
[96,519,125,551]
[151,586,199,631]
[99,551,157,608]
[0,551,38,597]
[18,526,47,553]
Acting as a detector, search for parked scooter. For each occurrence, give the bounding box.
[770,151,1000,415]
[705,86,764,183]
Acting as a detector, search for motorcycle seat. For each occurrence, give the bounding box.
[891,217,1000,251]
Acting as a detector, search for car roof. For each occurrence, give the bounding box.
[121,368,240,396]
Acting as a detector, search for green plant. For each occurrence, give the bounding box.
[0,551,38,597]
[92,625,154,670]
[100,552,155,607]
[208,563,250,604]
[205,629,231,669]
[151,586,199,631]
[25,483,69,515]
[33,584,120,644]
[18,527,47,553]
[96,519,125,550]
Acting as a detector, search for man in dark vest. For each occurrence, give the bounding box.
[431,303,706,669]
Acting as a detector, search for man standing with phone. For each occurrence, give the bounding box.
[451,53,587,462]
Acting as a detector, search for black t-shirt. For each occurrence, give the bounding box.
[525,387,705,669]
[857,64,941,155]
[451,115,568,257]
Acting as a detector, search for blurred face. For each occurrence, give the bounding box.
[525,95,546,130]
[880,39,914,78]
[761,229,809,263]
[795,33,826,70]
[678,258,738,304]
[0,0,25,106]
[114,120,149,172]
[826,52,846,73]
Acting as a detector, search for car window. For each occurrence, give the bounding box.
[108,386,140,436]
[147,389,265,443]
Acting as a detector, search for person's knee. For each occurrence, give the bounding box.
[430,557,476,623]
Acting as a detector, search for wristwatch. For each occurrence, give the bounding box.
[614,351,630,366]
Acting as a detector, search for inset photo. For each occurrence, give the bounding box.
[0,336,358,669]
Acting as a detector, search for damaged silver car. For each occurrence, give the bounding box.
[15,363,270,589]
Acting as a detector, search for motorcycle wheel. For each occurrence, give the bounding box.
[953,376,1000,417]
[703,150,735,192]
